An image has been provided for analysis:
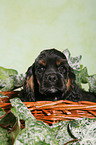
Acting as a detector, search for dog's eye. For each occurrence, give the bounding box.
[58,66,66,73]
[60,66,64,70]
[38,67,45,72]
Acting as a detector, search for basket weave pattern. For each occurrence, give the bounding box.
[0,91,96,125]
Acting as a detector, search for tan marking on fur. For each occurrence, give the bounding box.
[36,78,40,86]
[26,76,34,92]
[56,59,66,66]
[66,78,71,91]
[38,60,46,66]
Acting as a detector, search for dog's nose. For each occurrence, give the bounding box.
[47,74,57,82]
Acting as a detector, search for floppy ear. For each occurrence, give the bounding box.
[69,66,76,82]
[23,63,36,101]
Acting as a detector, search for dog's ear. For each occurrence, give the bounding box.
[64,65,76,92]
[23,63,36,101]
[69,66,75,82]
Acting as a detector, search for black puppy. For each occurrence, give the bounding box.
[21,48,96,102]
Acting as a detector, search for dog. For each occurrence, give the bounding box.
[21,48,96,102]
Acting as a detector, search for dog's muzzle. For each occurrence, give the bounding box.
[47,73,57,84]
[39,72,66,95]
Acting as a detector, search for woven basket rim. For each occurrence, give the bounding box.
[0,91,96,125]
[1,99,96,125]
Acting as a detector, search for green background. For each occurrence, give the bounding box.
[0,0,96,75]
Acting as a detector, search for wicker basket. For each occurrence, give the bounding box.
[0,91,96,125]
[0,91,20,103]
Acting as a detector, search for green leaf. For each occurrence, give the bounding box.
[51,121,73,145]
[0,111,21,145]
[0,75,14,91]
[74,67,88,87]
[11,73,26,88]
[0,107,6,120]
[63,49,82,70]
[12,116,21,144]
[10,98,58,145]
[0,66,18,77]
[0,66,25,91]
[0,127,9,145]
[14,128,58,145]
[79,67,88,83]
[14,120,59,145]
[88,74,96,93]
[10,98,36,121]
[69,118,96,144]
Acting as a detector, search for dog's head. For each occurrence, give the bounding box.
[24,49,75,101]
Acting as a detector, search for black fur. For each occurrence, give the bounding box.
[21,49,96,102]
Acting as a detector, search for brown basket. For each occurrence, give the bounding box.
[0,91,20,103]
[0,91,96,125]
